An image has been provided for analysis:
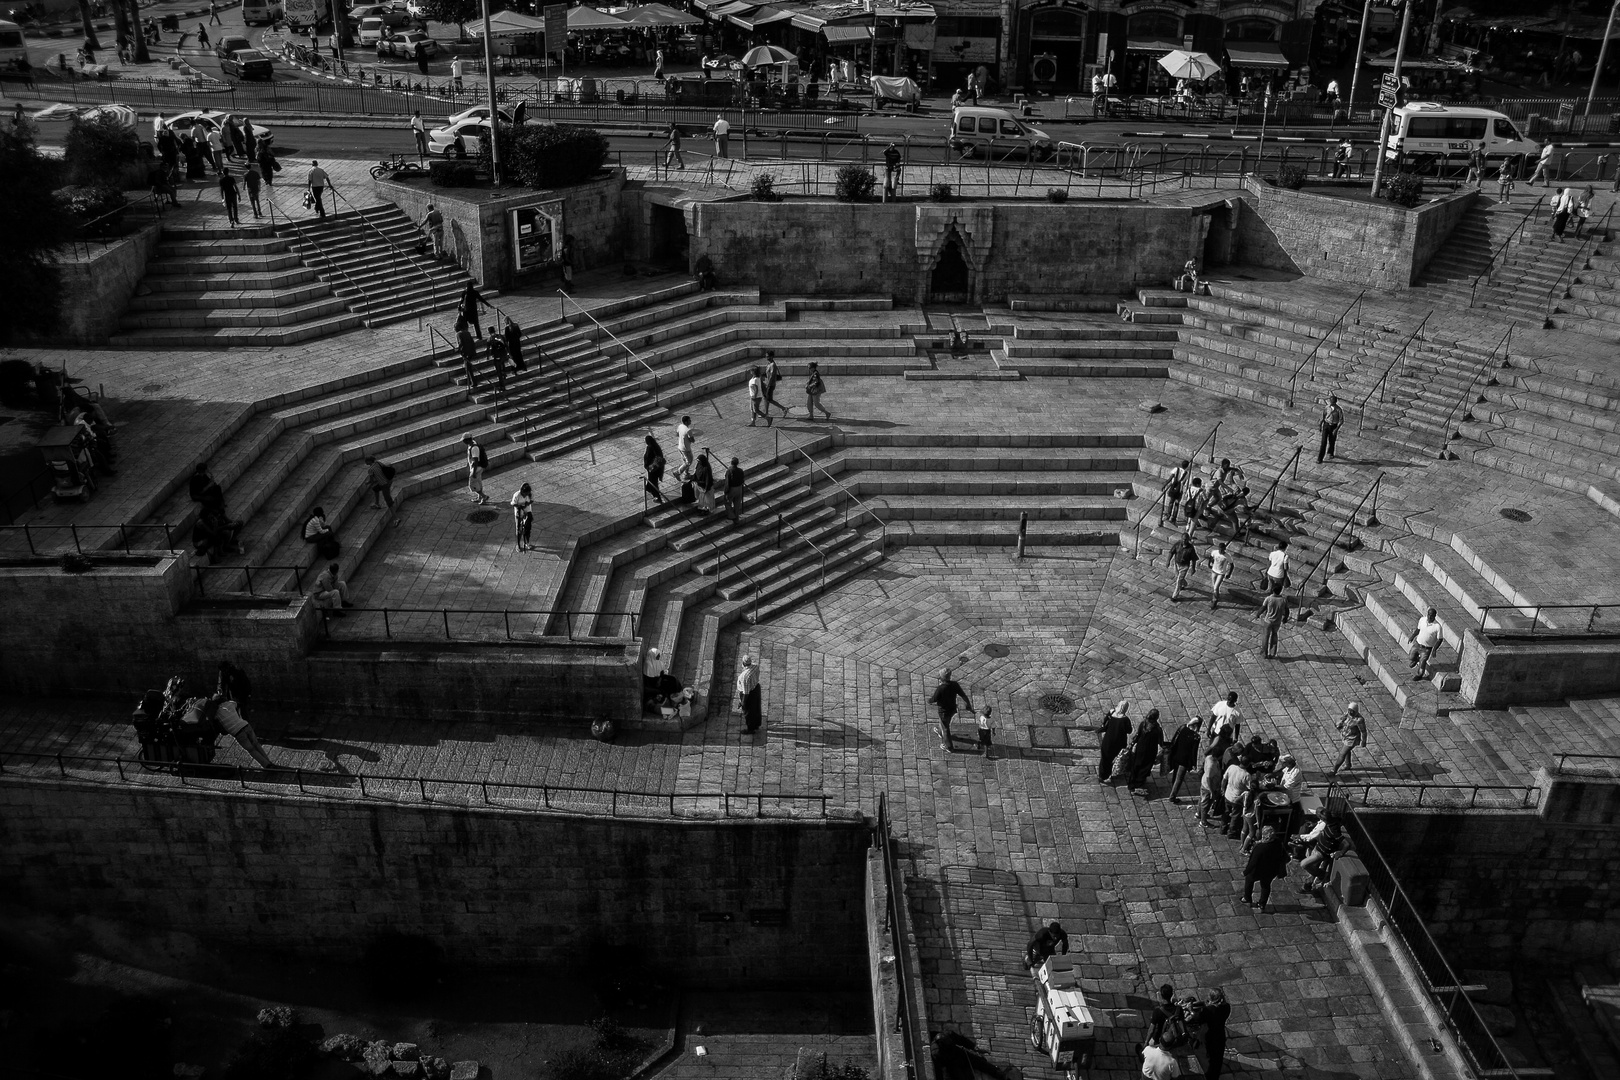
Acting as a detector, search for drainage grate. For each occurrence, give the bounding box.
[467,509,500,524]
[1038,692,1075,715]
[1499,508,1532,523]
[1275,426,1298,437]
[982,642,1010,658]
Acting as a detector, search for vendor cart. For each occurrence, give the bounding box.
[38,425,97,502]
[1029,954,1099,1078]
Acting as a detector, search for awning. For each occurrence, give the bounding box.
[568,6,628,29]
[790,11,826,31]
[483,9,546,34]
[730,5,795,29]
[620,4,702,27]
[823,23,873,43]
[1225,42,1289,68]
[1127,38,1181,53]
[708,0,756,16]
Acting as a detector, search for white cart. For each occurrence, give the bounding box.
[1029,954,1100,1079]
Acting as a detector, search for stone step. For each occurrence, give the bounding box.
[117,295,354,330]
[881,519,1122,546]
[156,237,289,258]
[126,283,336,312]
[1458,417,1620,484]
[828,469,1141,498]
[1336,609,1465,715]
[146,251,305,274]
[107,313,368,348]
[142,268,323,292]
[1011,323,1178,342]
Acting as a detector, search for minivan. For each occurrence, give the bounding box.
[1384,103,1539,170]
[948,106,1054,161]
[241,0,283,26]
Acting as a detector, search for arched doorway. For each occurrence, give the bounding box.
[1024,2,1088,91]
[929,231,972,303]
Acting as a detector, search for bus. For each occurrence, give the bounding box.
[0,19,29,72]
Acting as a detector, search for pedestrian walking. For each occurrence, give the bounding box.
[693,448,715,512]
[1209,691,1241,742]
[463,434,488,503]
[674,415,695,480]
[653,46,665,79]
[1465,140,1486,187]
[712,114,730,158]
[1167,530,1198,601]
[1329,702,1366,774]
[222,114,242,160]
[1160,459,1190,526]
[218,170,240,225]
[241,117,257,161]
[1196,725,1233,826]
[805,361,831,420]
[421,203,446,259]
[723,456,745,521]
[663,120,684,169]
[883,140,902,198]
[747,367,770,426]
[1263,539,1290,593]
[415,40,430,75]
[306,160,329,218]
[451,56,465,91]
[1161,715,1202,800]
[459,281,489,338]
[560,234,575,292]
[1207,540,1232,610]
[644,434,666,504]
[504,320,526,372]
[1331,138,1352,179]
[197,23,210,49]
[257,142,278,187]
[1127,708,1163,797]
[1201,989,1232,1080]
[410,111,428,159]
[736,654,763,732]
[1243,826,1286,913]
[931,669,973,751]
[1317,393,1343,462]
[363,455,400,523]
[511,482,534,550]
[487,336,509,396]
[1409,607,1443,679]
[1573,184,1596,237]
[1095,700,1130,783]
[209,1,220,24]
[1529,141,1555,186]
[205,127,225,173]
[1551,186,1573,240]
[457,324,478,390]
[1257,588,1290,659]
[763,352,788,416]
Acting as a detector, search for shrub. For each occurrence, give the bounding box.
[1046,187,1069,203]
[1276,165,1307,190]
[53,184,128,236]
[929,181,952,202]
[505,123,610,189]
[64,114,139,188]
[1383,172,1425,208]
[749,172,780,201]
[429,160,478,187]
[834,164,875,202]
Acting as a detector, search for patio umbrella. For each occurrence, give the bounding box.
[567,6,627,30]
[740,43,795,66]
[1158,49,1221,81]
[621,3,701,27]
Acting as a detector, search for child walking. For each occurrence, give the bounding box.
[976,706,995,760]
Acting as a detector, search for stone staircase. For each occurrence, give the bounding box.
[272,202,474,327]
[111,223,365,347]
[1411,198,1571,321]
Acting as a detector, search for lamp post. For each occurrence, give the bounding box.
[1369,0,1415,198]
[1346,0,1373,122]
[1586,0,1620,120]
[481,0,502,184]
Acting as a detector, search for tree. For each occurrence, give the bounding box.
[125,0,149,62]
[0,130,74,344]
[77,0,102,51]
[417,0,494,40]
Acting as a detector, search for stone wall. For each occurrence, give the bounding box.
[35,220,164,345]
[0,778,871,987]
[1235,176,1476,289]
[374,170,625,289]
[687,200,1207,302]
[1360,808,1620,963]
[1458,627,1620,707]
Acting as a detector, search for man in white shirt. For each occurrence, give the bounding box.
[1209,692,1241,741]
[1409,607,1444,679]
[674,414,695,480]
[1265,539,1289,591]
[1529,141,1555,186]
[712,115,730,158]
[410,110,427,159]
[1325,77,1340,106]
[1103,71,1116,93]
[1141,1041,1180,1079]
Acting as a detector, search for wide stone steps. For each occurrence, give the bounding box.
[1473,399,1620,455]
[1337,607,1465,715]
[142,268,321,292]
[823,469,1140,497]
[1459,417,1620,483]
[144,251,306,275]
[126,283,336,312]
[109,313,368,348]
[118,295,353,329]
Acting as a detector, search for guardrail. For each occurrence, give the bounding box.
[1552,753,1620,777]
[1131,422,1220,558]
[775,431,887,543]
[875,792,926,1075]
[1543,202,1615,320]
[326,184,443,331]
[1326,779,1541,810]
[1345,810,1534,1079]
[559,291,659,404]
[0,521,178,555]
[1435,323,1512,456]
[1287,289,1365,407]
[265,186,373,324]
[1294,472,1381,602]
[318,606,638,641]
[1357,310,1432,436]
[191,563,306,596]
[1475,603,1619,637]
[0,749,833,819]
[1469,195,1546,307]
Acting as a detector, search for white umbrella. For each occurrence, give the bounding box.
[1158,49,1221,81]
[740,44,795,67]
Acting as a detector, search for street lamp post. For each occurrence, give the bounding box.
[1346,0,1374,122]
[481,0,502,184]
[1369,0,1416,198]
[1585,0,1620,120]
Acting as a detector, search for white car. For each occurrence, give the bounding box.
[426,117,492,157]
[356,16,385,44]
[445,101,526,126]
[163,109,274,145]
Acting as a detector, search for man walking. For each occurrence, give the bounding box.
[1465,140,1486,187]
[463,434,488,504]
[747,367,770,426]
[1257,588,1290,659]
[883,140,902,198]
[243,160,263,218]
[1529,141,1555,186]
[1317,393,1343,463]
[1329,701,1366,774]
[364,455,400,524]
[1161,715,1202,801]
[1409,607,1443,679]
[736,654,762,733]
[410,111,428,159]
[1331,137,1352,179]
[674,415,695,481]
[1243,827,1286,913]
[663,120,684,170]
[460,280,489,339]
[423,203,445,259]
[1167,529,1198,601]
[931,669,972,751]
[763,351,788,416]
[712,114,730,158]
[1095,700,1130,784]
[457,323,478,391]
[218,169,240,225]
[1206,540,1232,610]
[653,45,665,79]
[307,160,329,218]
[451,56,465,91]
[487,335,508,396]
[723,456,745,521]
[209,1,220,24]
[504,320,526,372]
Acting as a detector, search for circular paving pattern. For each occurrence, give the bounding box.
[467,509,500,524]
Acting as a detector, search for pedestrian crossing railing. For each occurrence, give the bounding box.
[317,606,639,641]
[0,749,834,819]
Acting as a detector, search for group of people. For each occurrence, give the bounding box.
[150,114,279,222]
[133,663,277,770]
[642,416,748,521]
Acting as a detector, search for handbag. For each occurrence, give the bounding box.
[301,189,315,209]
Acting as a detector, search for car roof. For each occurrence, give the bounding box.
[1396,102,1507,118]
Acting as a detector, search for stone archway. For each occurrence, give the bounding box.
[914,206,995,306]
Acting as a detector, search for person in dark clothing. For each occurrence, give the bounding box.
[692,449,715,513]
[459,282,489,339]
[218,170,240,225]
[504,320,526,372]
[188,462,227,515]
[257,143,278,187]
[1201,989,1232,1080]
[1022,919,1069,970]
[1095,700,1131,783]
[643,435,666,504]
[931,670,972,751]
[1126,707,1164,796]
[487,335,508,396]
[216,659,252,715]
[1243,825,1287,913]
[1160,715,1202,800]
[930,1030,994,1080]
[1148,984,1182,1046]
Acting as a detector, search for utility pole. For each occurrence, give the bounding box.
[1586,0,1620,120]
[481,0,502,184]
[1346,0,1374,122]
[1370,0,1415,198]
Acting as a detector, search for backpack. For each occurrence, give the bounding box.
[475,444,488,469]
[381,462,396,481]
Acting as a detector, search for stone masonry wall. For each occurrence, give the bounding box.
[1360,809,1620,964]
[33,221,164,345]
[0,779,871,987]
[1459,627,1620,707]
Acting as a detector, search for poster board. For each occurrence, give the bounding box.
[511,201,564,273]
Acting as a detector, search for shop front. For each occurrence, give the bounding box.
[931,14,1000,96]
[1223,39,1288,94]
[1009,0,1089,94]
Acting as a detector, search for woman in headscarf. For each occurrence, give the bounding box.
[643,434,665,504]
[1126,707,1164,797]
[1095,700,1131,784]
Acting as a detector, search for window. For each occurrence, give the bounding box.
[958,116,978,133]
[1000,119,1023,135]
[1127,12,1181,39]
[1405,116,1486,140]
[1494,118,1520,140]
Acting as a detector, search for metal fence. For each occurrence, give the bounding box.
[876,793,926,1075]
[0,521,178,556]
[1325,779,1541,810]
[1477,603,1620,637]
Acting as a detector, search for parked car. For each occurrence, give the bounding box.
[446,101,526,126]
[426,117,492,158]
[375,29,437,59]
[356,17,386,45]
[213,34,252,60]
[947,106,1054,161]
[221,49,274,79]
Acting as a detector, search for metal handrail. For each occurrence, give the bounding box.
[1253,446,1303,517]
[0,750,832,819]
[1543,202,1615,319]
[191,563,308,597]
[317,606,640,641]
[427,324,458,361]
[1344,811,1529,1078]
[0,522,177,556]
[1132,423,1222,557]
[512,353,607,452]
[1475,603,1619,636]
[1357,310,1433,435]
[708,537,763,623]
[1469,194,1546,306]
[325,184,443,331]
[775,431,887,540]
[1294,472,1382,601]
[876,793,926,1074]
[1436,323,1513,456]
[559,291,660,404]
[1552,752,1620,776]
[1287,289,1366,407]
[265,187,373,325]
[1325,779,1541,810]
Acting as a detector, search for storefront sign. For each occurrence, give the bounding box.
[511,201,563,273]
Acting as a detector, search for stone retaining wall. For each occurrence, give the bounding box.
[36,220,164,345]
[1459,626,1620,707]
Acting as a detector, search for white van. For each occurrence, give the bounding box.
[0,18,28,71]
[1383,102,1539,170]
[241,0,283,27]
[948,106,1054,161]
[357,17,386,45]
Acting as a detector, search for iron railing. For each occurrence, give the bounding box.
[1132,422,1220,558]
[326,184,444,331]
[0,749,832,818]
[191,563,307,597]
[559,291,660,404]
[1287,289,1366,407]
[1475,603,1619,637]
[1326,779,1541,810]
[709,537,764,623]
[1436,323,1513,456]
[1469,194,1547,307]
[776,431,888,540]
[1357,311,1433,435]
[0,522,177,556]
[875,793,926,1074]
[1552,753,1620,777]
[265,186,373,324]
[1542,203,1615,320]
[1294,472,1382,601]
[317,606,639,641]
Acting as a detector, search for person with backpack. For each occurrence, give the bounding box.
[463,434,488,504]
[931,669,973,751]
[805,361,831,420]
[364,455,400,523]
[1181,476,1206,530]
[1317,394,1343,463]
[1166,530,1198,601]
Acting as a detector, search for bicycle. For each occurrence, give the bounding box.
[371,157,427,179]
